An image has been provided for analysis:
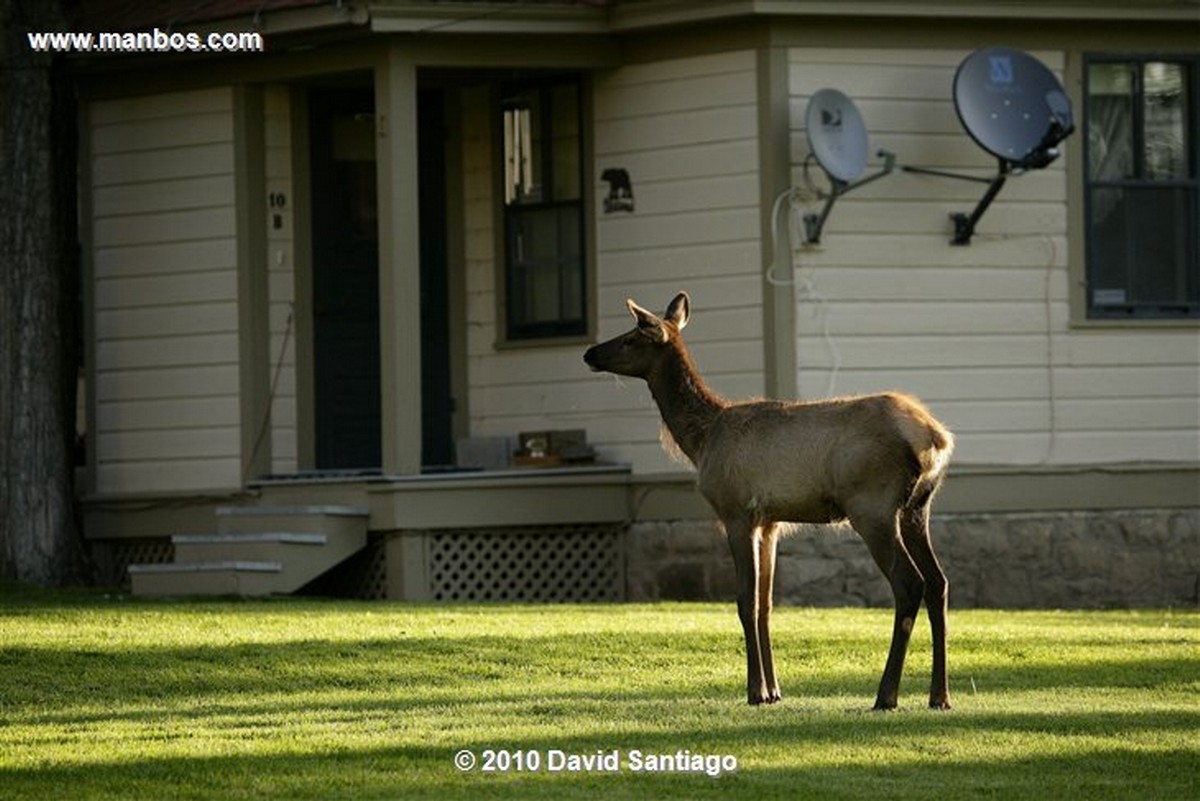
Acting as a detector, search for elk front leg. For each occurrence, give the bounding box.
[726,519,769,705]
[757,524,782,703]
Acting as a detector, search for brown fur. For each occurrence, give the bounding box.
[584,292,955,709]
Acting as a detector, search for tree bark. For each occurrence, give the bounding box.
[0,0,86,585]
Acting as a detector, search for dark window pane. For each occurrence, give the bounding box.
[1143,62,1189,181]
[551,83,581,200]
[1088,62,1136,181]
[501,77,587,339]
[507,205,584,337]
[1090,185,1197,309]
[1089,186,1130,305]
[1085,55,1198,318]
[503,90,543,206]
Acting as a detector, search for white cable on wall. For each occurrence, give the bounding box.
[766,186,842,399]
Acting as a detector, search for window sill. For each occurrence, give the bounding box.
[494,333,594,351]
[1069,316,1200,330]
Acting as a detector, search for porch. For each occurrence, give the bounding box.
[87,464,633,600]
[85,462,1200,607]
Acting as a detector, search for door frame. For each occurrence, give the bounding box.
[290,61,467,475]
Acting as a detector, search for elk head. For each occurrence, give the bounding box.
[583,292,690,379]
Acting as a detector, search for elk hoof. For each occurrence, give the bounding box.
[748,690,783,705]
[929,697,952,711]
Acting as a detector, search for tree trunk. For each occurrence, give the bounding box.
[0,0,86,585]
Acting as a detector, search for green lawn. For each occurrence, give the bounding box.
[0,587,1196,800]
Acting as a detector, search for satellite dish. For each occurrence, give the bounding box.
[806,89,870,183]
[953,46,1074,168]
[903,47,1076,244]
[800,89,894,244]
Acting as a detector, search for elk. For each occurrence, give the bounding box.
[583,292,954,709]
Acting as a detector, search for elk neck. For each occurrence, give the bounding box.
[645,339,726,463]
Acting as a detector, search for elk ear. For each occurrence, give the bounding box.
[664,292,690,331]
[626,298,669,343]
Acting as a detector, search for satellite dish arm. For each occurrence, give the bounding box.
[901,158,1014,244]
[803,150,896,245]
[845,148,895,192]
[900,164,997,184]
[803,181,842,245]
[950,159,1011,245]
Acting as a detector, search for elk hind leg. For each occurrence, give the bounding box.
[853,510,924,710]
[900,501,951,710]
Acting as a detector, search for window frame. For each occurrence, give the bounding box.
[1082,53,1200,321]
[495,73,593,345]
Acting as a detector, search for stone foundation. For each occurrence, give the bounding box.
[625,509,1200,609]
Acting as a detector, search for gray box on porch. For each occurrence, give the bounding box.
[455,436,515,470]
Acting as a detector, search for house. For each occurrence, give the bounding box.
[74,0,1199,605]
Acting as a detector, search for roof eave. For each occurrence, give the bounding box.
[175,1,371,38]
[368,1,610,34]
[606,0,1200,31]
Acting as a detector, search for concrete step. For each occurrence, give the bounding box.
[129,560,283,596]
[175,532,328,546]
[216,505,369,536]
[129,505,370,598]
[172,532,327,562]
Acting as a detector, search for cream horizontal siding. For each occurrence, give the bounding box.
[96,365,240,402]
[93,239,236,277]
[92,144,234,185]
[588,50,765,472]
[264,85,298,474]
[95,270,237,309]
[90,87,242,494]
[93,175,235,216]
[788,47,1199,467]
[98,397,240,432]
[97,428,240,462]
[461,84,500,439]
[96,333,240,370]
[459,52,765,474]
[96,302,238,339]
[94,206,235,246]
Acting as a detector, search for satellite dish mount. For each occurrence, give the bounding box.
[802,88,895,245]
[903,47,1075,245]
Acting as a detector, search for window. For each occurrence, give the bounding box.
[500,77,587,340]
[1085,56,1199,319]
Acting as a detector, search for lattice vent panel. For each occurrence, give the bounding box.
[332,536,388,600]
[428,524,626,602]
[110,539,174,586]
[296,535,388,600]
[357,538,389,600]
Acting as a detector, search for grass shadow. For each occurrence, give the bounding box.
[2,592,1196,799]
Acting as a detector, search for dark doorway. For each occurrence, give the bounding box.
[418,88,455,469]
[307,82,456,473]
[309,86,381,471]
